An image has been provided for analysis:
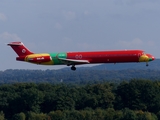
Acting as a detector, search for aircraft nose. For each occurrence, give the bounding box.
[151,56,155,61]
[146,54,155,61]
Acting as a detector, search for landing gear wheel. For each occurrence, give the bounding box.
[146,63,149,66]
[71,66,76,71]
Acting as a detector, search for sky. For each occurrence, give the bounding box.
[0,0,160,70]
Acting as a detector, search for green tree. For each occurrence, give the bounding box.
[48,110,66,120]
[104,108,116,120]
[136,111,158,120]
[80,109,94,120]
[55,85,75,110]
[65,110,84,120]
[12,112,25,120]
[27,112,47,120]
[0,111,5,120]
[121,108,137,120]
[20,87,44,113]
[115,80,160,113]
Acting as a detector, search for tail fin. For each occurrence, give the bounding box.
[8,42,34,56]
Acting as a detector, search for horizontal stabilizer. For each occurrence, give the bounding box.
[7,42,24,46]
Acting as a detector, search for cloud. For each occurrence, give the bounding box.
[63,11,76,20]
[118,38,143,48]
[76,43,95,51]
[56,37,95,51]
[0,13,7,21]
[84,11,90,15]
[117,38,155,50]
[63,37,73,43]
[146,41,155,46]
[0,32,21,42]
[55,22,62,30]
[61,37,107,51]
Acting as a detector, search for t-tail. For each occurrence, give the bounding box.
[7,42,34,56]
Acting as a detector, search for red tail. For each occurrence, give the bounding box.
[8,42,34,56]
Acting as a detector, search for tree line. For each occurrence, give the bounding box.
[0,69,160,84]
[0,80,160,119]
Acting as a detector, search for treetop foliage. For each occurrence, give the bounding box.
[0,80,160,119]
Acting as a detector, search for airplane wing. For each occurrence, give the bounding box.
[58,58,90,65]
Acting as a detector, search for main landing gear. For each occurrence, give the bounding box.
[71,65,76,71]
[67,64,76,71]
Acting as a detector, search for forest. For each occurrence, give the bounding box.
[0,79,160,119]
[0,69,160,84]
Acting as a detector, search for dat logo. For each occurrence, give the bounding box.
[75,54,82,59]
[22,49,26,53]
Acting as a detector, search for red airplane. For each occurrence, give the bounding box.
[8,42,155,71]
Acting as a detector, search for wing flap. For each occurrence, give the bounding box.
[58,58,90,64]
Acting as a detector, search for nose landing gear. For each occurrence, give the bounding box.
[146,62,149,66]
